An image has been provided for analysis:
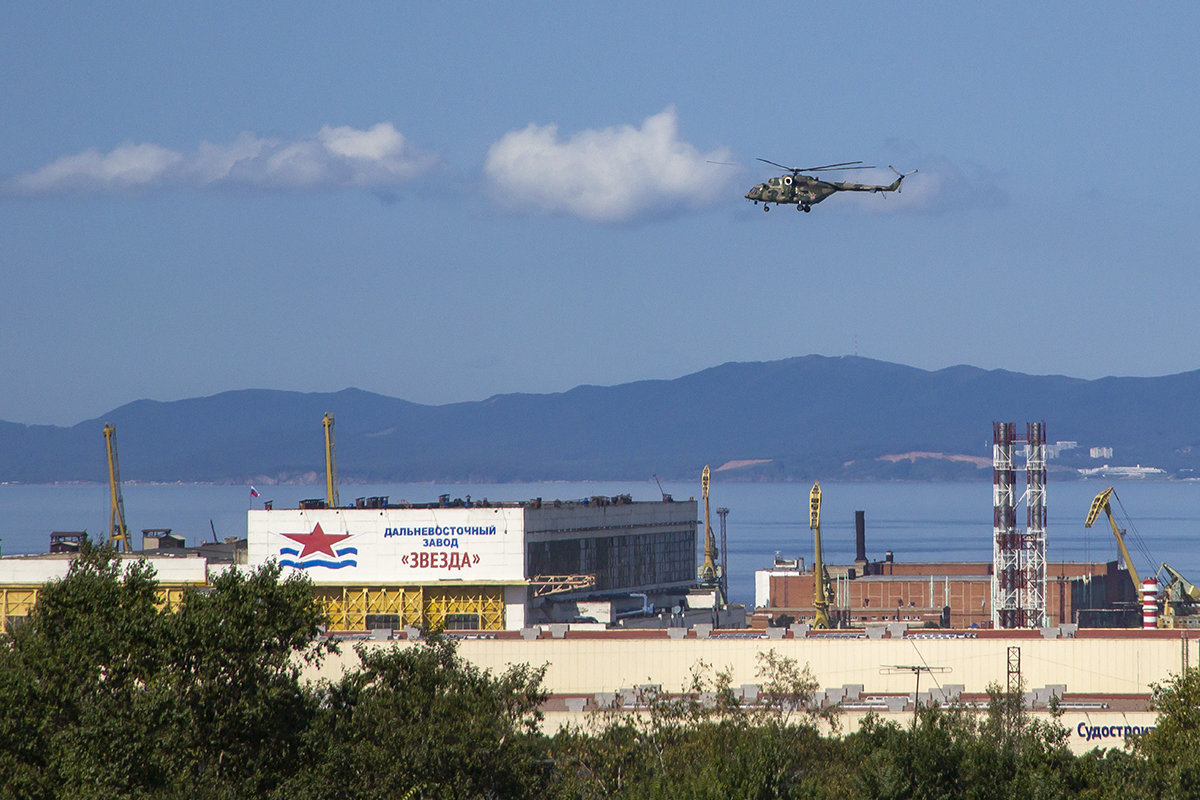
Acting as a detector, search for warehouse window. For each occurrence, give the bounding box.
[443,613,480,631]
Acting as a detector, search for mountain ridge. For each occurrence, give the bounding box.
[3,355,1197,483]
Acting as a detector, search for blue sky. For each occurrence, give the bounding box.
[3,4,1199,426]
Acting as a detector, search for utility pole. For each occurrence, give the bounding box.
[881,664,951,726]
[716,507,730,605]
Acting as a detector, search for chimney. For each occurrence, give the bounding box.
[855,510,867,563]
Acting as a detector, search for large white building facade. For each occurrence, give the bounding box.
[247,496,698,631]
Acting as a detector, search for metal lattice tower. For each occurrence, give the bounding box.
[1024,422,1048,628]
[1007,645,1022,694]
[991,421,1048,629]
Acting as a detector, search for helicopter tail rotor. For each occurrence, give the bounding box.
[888,165,918,193]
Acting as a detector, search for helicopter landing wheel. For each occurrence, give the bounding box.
[802,205,811,213]
[764,205,769,212]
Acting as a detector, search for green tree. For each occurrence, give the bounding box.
[547,649,842,800]
[284,635,549,800]
[149,562,332,799]
[0,541,166,799]
[0,543,330,800]
[847,682,1079,800]
[1131,665,1200,799]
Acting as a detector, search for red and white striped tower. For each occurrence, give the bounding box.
[991,421,1048,628]
[991,422,1018,628]
[1142,577,1159,629]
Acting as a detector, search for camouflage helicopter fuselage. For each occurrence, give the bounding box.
[745,172,907,213]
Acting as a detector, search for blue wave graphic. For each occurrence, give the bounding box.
[280,558,358,570]
[280,547,300,556]
[335,547,358,556]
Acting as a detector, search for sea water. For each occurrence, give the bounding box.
[2,480,1197,607]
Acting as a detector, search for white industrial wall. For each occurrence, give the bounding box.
[0,554,209,585]
[306,635,1193,698]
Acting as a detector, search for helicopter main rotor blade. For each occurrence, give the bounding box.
[756,157,797,172]
[810,165,875,172]
[802,161,865,171]
[756,158,876,174]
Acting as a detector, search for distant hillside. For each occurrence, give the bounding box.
[2,356,1198,484]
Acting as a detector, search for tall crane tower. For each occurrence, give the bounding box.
[323,412,339,509]
[697,466,724,603]
[103,423,133,552]
[809,482,832,629]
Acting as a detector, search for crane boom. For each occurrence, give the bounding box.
[1158,563,1200,602]
[1157,563,1200,625]
[323,412,339,509]
[103,423,132,552]
[809,482,832,629]
[1084,487,1140,592]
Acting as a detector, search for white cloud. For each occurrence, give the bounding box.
[484,107,737,223]
[4,123,436,196]
[9,143,185,194]
[839,156,1007,214]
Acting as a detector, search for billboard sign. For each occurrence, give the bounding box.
[248,507,526,584]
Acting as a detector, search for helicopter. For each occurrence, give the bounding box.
[745,159,916,213]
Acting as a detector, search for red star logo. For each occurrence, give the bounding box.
[281,522,352,558]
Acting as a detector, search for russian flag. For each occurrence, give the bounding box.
[250,486,260,498]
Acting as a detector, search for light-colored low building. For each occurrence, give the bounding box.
[0,551,211,619]
[307,626,1193,754]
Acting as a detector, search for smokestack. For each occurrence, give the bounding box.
[855,510,867,563]
[1142,577,1159,629]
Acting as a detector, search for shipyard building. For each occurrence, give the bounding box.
[246,494,699,631]
[753,554,1136,629]
[0,496,700,633]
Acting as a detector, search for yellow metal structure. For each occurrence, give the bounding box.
[1,582,203,625]
[4,581,505,633]
[529,574,597,597]
[313,585,506,631]
[0,586,39,620]
[697,466,722,599]
[809,482,832,629]
[103,423,133,552]
[323,412,339,508]
[1084,487,1141,592]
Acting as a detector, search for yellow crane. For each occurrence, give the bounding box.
[697,465,724,602]
[1085,487,1200,628]
[1084,487,1141,592]
[103,423,133,552]
[809,482,832,629]
[323,412,339,508]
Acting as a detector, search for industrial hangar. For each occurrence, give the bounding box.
[247,493,702,631]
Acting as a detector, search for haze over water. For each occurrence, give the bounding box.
[2,480,1197,607]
